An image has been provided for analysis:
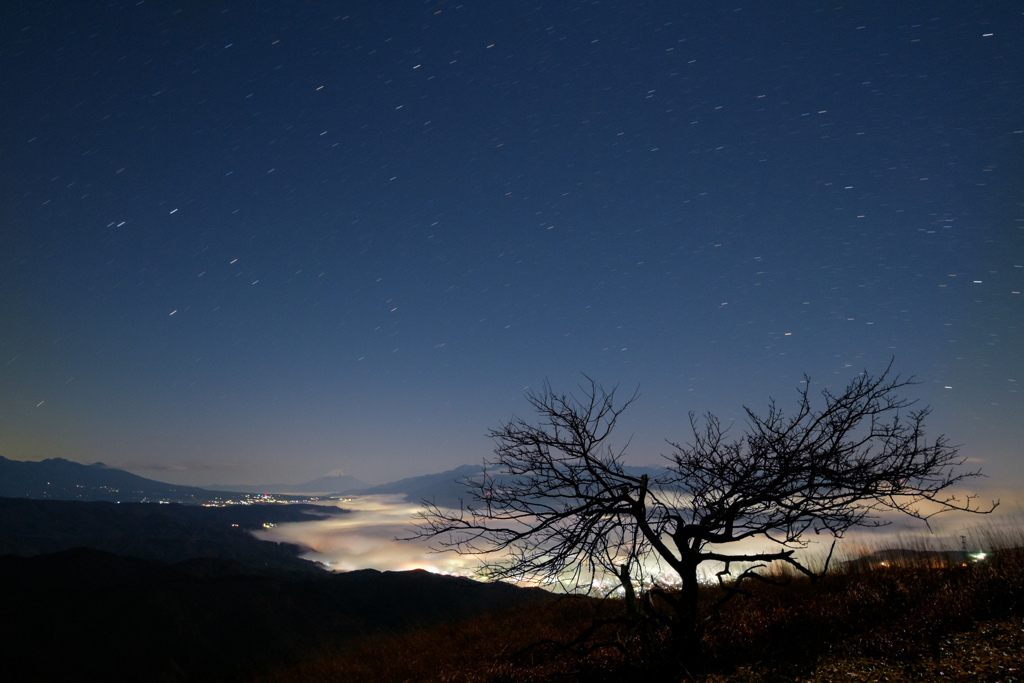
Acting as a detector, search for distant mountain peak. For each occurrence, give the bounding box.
[325,469,346,477]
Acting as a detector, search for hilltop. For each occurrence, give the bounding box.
[0,546,552,683]
[0,455,276,503]
[0,496,342,570]
[256,545,1024,683]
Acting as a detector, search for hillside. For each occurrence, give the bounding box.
[0,547,552,683]
[0,496,343,570]
[0,455,269,503]
[256,546,1024,683]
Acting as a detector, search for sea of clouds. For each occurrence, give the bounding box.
[255,488,1020,585]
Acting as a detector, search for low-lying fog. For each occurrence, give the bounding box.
[254,495,479,575]
[254,494,1020,584]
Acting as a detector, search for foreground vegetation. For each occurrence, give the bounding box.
[412,371,998,655]
[257,534,1024,683]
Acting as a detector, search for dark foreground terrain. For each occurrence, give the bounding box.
[0,496,343,570]
[256,544,1024,683]
[4,497,1020,683]
[0,498,551,682]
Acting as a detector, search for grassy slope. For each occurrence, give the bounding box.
[256,545,1024,683]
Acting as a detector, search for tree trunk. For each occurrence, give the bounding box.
[620,563,638,619]
[672,559,702,659]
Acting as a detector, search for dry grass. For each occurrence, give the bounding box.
[700,548,1024,678]
[253,597,630,683]
[254,526,1024,683]
[702,618,1024,682]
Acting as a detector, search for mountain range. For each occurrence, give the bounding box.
[344,463,671,508]
[0,455,255,503]
[349,463,489,507]
[0,455,672,507]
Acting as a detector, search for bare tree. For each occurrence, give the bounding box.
[409,366,997,655]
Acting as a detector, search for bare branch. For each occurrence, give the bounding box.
[405,366,998,652]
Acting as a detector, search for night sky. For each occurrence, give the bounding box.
[2,1,1022,496]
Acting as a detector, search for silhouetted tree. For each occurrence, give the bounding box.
[410,365,997,657]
